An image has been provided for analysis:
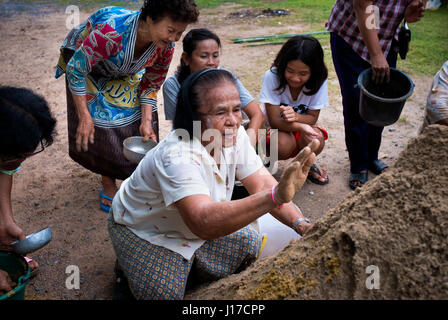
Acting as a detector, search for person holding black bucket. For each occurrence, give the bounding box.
[0,86,57,287]
[326,0,426,190]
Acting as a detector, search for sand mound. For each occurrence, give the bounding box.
[186,125,448,300]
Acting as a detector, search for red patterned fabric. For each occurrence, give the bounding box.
[139,44,175,101]
[81,23,123,71]
[56,8,175,111]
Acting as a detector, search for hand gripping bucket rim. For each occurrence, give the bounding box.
[357,67,415,126]
[357,67,415,103]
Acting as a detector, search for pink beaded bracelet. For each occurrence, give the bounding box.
[270,186,283,209]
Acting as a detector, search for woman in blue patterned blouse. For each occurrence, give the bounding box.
[55,0,199,213]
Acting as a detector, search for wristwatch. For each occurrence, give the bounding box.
[292,217,311,231]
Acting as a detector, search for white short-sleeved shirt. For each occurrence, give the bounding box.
[259,69,329,125]
[111,126,263,260]
[162,70,255,121]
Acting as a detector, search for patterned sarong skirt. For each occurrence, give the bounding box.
[107,212,262,300]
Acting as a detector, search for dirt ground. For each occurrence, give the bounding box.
[0,4,433,300]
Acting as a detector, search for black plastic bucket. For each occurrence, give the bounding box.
[358,68,414,126]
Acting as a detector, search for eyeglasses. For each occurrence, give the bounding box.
[0,140,45,164]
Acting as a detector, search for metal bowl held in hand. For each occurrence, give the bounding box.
[358,68,414,126]
[123,136,157,164]
[10,227,52,255]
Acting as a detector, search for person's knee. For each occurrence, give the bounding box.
[238,227,263,257]
[314,128,326,155]
[277,132,296,160]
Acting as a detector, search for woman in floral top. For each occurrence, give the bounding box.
[55,0,199,212]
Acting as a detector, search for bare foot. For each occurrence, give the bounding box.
[101,176,118,207]
[25,256,39,274]
[308,165,328,184]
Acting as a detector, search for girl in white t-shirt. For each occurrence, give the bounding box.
[260,35,329,185]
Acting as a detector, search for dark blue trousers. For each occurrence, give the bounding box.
[330,32,397,173]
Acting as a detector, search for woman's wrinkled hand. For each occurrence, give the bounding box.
[76,114,95,152]
[296,220,313,236]
[274,139,319,205]
[139,121,157,142]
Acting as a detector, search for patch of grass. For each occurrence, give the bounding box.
[196,0,332,30]
[1,0,141,9]
[397,8,448,76]
[195,0,235,9]
[198,0,332,20]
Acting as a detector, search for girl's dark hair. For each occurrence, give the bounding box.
[173,69,236,138]
[140,0,199,24]
[0,86,57,157]
[177,28,221,84]
[271,35,327,96]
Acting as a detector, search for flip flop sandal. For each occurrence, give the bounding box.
[349,172,368,190]
[369,159,389,175]
[99,189,113,213]
[307,164,330,185]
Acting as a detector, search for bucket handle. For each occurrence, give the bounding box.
[18,274,30,286]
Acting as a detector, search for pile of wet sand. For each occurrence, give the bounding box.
[186,125,448,300]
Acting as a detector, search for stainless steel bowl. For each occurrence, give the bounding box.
[123,136,157,164]
[10,227,52,255]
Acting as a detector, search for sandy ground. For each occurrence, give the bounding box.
[0,4,432,299]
